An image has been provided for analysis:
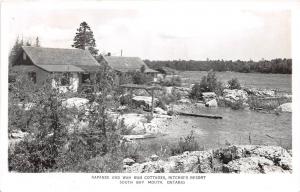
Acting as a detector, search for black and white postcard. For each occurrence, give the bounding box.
[0,1,299,192]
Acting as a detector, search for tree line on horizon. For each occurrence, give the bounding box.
[144,58,292,74]
[9,21,292,75]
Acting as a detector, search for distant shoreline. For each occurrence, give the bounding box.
[145,58,292,74]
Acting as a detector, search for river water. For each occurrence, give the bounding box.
[157,107,292,149]
[146,71,292,149]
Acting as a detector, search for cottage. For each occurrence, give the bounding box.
[155,66,178,75]
[12,46,101,92]
[101,55,158,77]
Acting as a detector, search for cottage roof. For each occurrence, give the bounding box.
[103,56,158,73]
[145,68,159,73]
[21,46,100,72]
[156,66,178,74]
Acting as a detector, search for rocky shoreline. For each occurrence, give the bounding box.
[123,145,292,173]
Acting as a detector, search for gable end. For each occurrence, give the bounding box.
[13,49,34,66]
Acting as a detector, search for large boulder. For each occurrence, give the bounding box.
[17,102,36,111]
[123,158,135,166]
[223,89,248,102]
[205,99,218,107]
[169,150,214,173]
[277,103,292,113]
[132,96,158,110]
[124,145,292,173]
[150,154,159,161]
[223,156,276,173]
[10,130,28,139]
[62,97,89,110]
[117,113,169,135]
[124,160,170,173]
[249,145,292,170]
[118,113,147,134]
[202,92,217,101]
[164,87,173,95]
[178,98,191,104]
[154,107,167,115]
[124,150,214,173]
[9,130,31,151]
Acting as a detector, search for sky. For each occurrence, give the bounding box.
[5,1,291,61]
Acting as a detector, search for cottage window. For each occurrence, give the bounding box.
[60,73,72,86]
[23,52,27,60]
[82,73,91,84]
[28,72,36,83]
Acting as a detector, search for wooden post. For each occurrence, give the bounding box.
[151,89,154,117]
[130,88,133,106]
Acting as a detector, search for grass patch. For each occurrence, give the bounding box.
[170,131,203,156]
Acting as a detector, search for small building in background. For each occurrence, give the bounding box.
[155,66,178,75]
[12,46,101,92]
[101,55,158,77]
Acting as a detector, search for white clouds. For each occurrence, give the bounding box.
[5,2,291,60]
[23,25,73,41]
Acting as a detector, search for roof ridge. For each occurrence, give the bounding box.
[104,56,140,58]
[19,46,100,69]
[22,46,86,51]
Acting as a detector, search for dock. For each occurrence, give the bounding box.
[177,112,223,119]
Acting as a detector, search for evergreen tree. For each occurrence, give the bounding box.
[71,21,99,56]
[9,37,23,68]
[25,40,32,46]
[9,37,39,68]
[35,37,40,47]
[140,65,146,73]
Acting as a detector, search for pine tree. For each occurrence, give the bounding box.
[9,37,23,68]
[35,37,40,47]
[9,37,38,68]
[71,21,99,56]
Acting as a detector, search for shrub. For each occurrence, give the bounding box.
[202,70,218,92]
[118,73,133,85]
[189,83,203,100]
[171,87,181,101]
[120,141,172,163]
[161,75,182,87]
[157,87,181,109]
[189,70,224,100]
[129,71,153,85]
[214,81,225,96]
[228,78,241,90]
[120,142,142,162]
[120,94,132,106]
[9,67,123,172]
[66,152,123,173]
[9,137,60,172]
[145,113,153,123]
[119,118,136,135]
[167,110,175,116]
[170,131,201,155]
[9,79,71,172]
